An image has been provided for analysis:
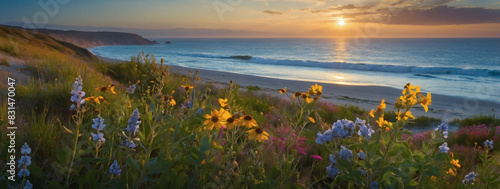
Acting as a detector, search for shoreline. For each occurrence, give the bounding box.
[95,55,500,120]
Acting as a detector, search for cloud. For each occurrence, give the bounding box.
[300,0,500,25]
[263,10,284,15]
[387,6,500,25]
[302,4,364,13]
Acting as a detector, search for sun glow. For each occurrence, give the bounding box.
[337,18,346,26]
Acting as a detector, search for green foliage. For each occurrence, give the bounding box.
[0,41,19,56]
[450,114,500,127]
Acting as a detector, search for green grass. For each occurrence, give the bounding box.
[0,41,19,56]
[450,114,500,127]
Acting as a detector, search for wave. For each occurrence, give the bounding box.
[160,51,500,77]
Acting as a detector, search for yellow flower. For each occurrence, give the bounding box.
[204,108,231,130]
[85,96,105,104]
[376,116,392,130]
[109,84,116,94]
[219,98,228,108]
[226,116,237,130]
[397,110,415,121]
[279,88,287,94]
[238,114,258,128]
[310,84,323,95]
[247,127,270,142]
[95,84,116,95]
[293,91,302,98]
[308,117,316,123]
[403,83,416,95]
[446,168,456,176]
[168,98,176,106]
[369,109,375,118]
[376,99,386,112]
[95,86,108,92]
[181,84,194,92]
[305,96,314,103]
[96,96,105,104]
[150,80,155,83]
[431,176,436,182]
[85,96,96,103]
[419,92,432,112]
[451,159,461,168]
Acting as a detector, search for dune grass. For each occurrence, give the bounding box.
[450,114,500,127]
[0,57,9,66]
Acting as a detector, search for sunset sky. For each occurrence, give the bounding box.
[1,0,500,38]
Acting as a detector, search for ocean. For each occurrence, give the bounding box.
[89,38,500,102]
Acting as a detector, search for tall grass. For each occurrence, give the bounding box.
[0,57,9,66]
[0,41,20,56]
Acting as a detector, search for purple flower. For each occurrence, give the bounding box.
[358,151,365,160]
[69,75,85,110]
[462,171,477,185]
[339,146,353,161]
[326,164,339,178]
[24,180,33,189]
[126,109,141,134]
[21,143,31,155]
[434,123,449,138]
[109,160,121,176]
[439,142,449,153]
[92,115,106,130]
[484,139,494,149]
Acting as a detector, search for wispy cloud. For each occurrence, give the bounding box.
[387,6,500,25]
[263,10,284,15]
[297,0,500,25]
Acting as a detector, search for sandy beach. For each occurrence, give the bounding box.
[161,64,500,120]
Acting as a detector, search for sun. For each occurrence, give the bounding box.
[337,18,346,26]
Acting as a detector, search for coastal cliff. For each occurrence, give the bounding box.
[37,29,155,48]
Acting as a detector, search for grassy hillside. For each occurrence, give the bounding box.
[0,26,498,188]
[0,25,95,60]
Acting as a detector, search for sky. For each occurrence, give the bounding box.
[1,0,500,38]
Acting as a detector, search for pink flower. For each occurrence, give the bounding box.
[311,155,322,161]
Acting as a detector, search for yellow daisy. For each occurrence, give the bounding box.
[238,114,258,128]
[181,84,194,92]
[279,88,287,94]
[226,116,237,130]
[247,127,270,142]
[204,108,231,130]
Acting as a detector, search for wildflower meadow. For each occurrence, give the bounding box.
[1,49,499,188]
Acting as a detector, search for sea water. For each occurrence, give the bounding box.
[90,38,500,102]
